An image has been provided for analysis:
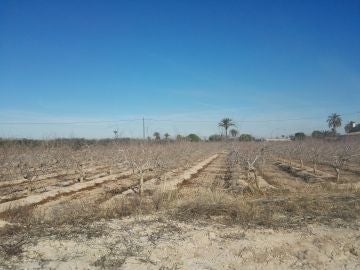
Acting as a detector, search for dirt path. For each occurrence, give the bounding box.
[0,165,127,204]
[272,159,360,191]
[276,158,360,184]
[178,152,276,193]
[262,163,311,192]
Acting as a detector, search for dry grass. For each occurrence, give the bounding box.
[165,188,360,229]
[0,183,359,265]
[0,224,30,258]
[2,185,359,233]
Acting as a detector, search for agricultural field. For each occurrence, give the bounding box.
[0,138,359,269]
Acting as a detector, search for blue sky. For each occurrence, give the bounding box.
[0,0,359,138]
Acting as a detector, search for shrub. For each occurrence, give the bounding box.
[209,134,222,141]
[239,134,254,141]
[294,132,306,140]
[187,134,201,142]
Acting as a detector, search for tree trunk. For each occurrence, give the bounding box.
[313,162,317,174]
[300,159,303,169]
[254,171,260,191]
[139,170,144,196]
[335,168,340,182]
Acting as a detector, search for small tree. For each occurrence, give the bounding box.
[113,130,119,139]
[294,142,305,168]
[187,134,201,142]
[153,132,161,140]
[235,144,264,194]
[239,134,254,141]
[329,145,353,182]
[122,144,157,196]
[308,144,322,174]
[312,130,324,138]
[294,132,306,140]
[209,134,222,141]
[230,129,238,137]
[164,133,170,140]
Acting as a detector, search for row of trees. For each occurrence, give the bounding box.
[327,113,360,134]
[273,138,360,182]
[113,113,356,142]
[295,113,358,140]
[218,113,360,140]
[0,140,220,196]
[151,118,240,142]
[152,132,201,142]
[287,113,356,140]
[217,118,254,140]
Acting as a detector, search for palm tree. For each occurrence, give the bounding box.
[327,113,342,133]
[113,130,118,139]
[153,132,160,140]
[218,118,235,137]
[230,129,238,137]
[164,133,170,140]
[344,121,355,133]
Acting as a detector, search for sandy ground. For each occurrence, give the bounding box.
[1,152,359,269]
[1,215,358,270]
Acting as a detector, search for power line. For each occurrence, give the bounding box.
[147,111,360,123]
[0,112,358,125]
[0,119,143,125]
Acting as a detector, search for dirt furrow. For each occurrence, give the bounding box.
[0,154,220,216]
[0,170,134,214]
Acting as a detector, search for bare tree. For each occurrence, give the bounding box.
[328,144,353,182]
[235,143,264,193]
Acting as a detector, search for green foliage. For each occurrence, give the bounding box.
[153,132,161,140]
[311,130,336,138]
[187,133,201,142]
[294,132,306,140]
[218,118,235,137]
[344,121,360,133]
[353,124,360,132]
[238,134,254,141]
[312,130,324,138]
[229,129,238,137]
[209,134,222,141]
[327,113,342,133]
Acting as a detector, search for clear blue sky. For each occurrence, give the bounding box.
[0,0,359,138]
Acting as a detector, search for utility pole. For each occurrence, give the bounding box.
[142,117,145,140]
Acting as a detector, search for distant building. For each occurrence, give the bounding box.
[349,122,360,133]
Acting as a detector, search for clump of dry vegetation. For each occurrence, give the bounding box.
[167,188,360,228]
